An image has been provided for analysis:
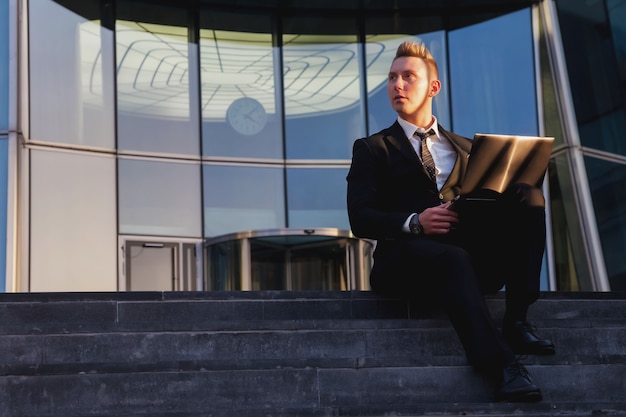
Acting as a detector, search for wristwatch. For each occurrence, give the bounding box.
[409,213,423,235]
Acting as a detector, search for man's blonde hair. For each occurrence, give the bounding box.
[393,41,439,77]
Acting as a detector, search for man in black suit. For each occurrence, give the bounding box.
[346,41,555,402]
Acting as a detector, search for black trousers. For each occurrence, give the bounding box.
[370,183,547,371]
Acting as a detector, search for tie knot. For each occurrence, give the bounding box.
[415,128,435,140]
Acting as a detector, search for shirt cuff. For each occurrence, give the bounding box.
[402,213,416,233]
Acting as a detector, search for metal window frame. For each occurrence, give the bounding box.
[538,0,609,291]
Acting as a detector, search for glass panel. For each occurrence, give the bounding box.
[29,0,115,148]
[282,16,363,159]
[538,12,566,148]
[206,240,242,290]
[199,11,282,159]
[448,9,537,137]
[585,156,626,291]
[288,240,348,290]
[126,243,176,291]
[607,0,626,93]
[286,167,349,229]
[0,138,7,291]
[118,158,202,237]
[547,155,593,291]
[203,164,285,237]
[555,0,626,156]
[0,0,8,131]
[116,1,199,155]
[250,235,348,290]
[249,239,285,290]
[30,149,117,291]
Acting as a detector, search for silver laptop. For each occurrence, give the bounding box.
[460,133,555,195]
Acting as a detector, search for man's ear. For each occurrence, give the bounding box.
[430,80,441,97]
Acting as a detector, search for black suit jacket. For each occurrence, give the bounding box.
[346,121,473,242]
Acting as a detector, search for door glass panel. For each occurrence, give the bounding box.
[126,242,176,291]
[250,235,348,290]
[181,243,199,291]
[206,239,242,291]
[124,240,199,291]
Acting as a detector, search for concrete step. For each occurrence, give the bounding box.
[0,365,625,416]
[0,291,624,417]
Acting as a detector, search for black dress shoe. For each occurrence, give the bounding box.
[495,361,542,403]
[503,321,556,355]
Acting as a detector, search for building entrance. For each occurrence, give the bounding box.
[204,228,374,291]
[120,238,202,291]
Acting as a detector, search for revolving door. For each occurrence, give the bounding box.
[204,228,373,291]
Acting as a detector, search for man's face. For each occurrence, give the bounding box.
[387,56,438,121]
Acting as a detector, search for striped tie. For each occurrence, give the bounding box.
[415,129,437,182]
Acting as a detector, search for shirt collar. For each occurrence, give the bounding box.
[397,116,439,140]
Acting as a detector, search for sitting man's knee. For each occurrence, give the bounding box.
[506,183,545,208]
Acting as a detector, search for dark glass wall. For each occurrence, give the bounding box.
[556,0,626,290]
[0,0,9,290]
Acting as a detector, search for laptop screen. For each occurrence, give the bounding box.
[460,133,555,195]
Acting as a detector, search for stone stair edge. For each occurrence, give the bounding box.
[1,365,625,415]
[0,290,625,303]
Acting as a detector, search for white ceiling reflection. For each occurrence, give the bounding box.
[82,20,413,119]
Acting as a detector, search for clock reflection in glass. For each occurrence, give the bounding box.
[226,97,268,136]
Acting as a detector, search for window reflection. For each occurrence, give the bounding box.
[287,167,349,229]
[556,0,626,157]
[29,0,114,148]
[116,0,199,155]
[118,158,202,237]
[199,11,282,159]
[547,156,593,290]
[282,16,364,160]
[584,156,626,290]
[448,9,536,137]
[0,0,8,131]
[0,138,8,291]
[203,164,285,237]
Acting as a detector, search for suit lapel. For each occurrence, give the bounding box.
[438,126,472,193]
[385,121,421,165]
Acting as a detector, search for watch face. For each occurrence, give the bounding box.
[226,97,267,136]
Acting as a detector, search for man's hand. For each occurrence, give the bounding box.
[419,202,459,234]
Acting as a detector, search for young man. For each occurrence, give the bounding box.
[346,41,555,402]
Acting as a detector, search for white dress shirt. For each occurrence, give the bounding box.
[397,116,457,232]
[397,116,456,190]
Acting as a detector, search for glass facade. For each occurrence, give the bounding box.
[2,0,624,292]
[553,0,626,290]
[0,0,9,291]
[0,0,8,131]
